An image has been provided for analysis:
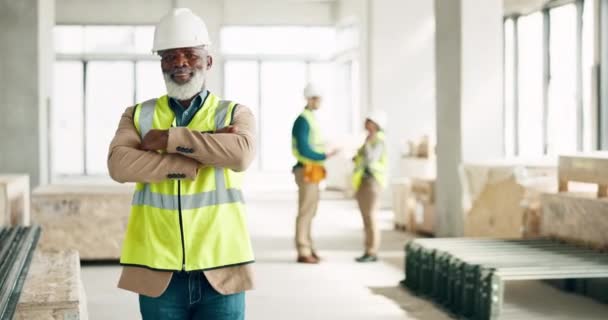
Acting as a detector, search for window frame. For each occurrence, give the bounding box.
[600,0,608,149]
[503,0,589,157]
[53,24,158,179]
[220,25,354,172]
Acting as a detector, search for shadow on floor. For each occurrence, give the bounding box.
[80,260,120,266]
[252,232,411,254]
[380,255,405,272]
[369,285,455,320]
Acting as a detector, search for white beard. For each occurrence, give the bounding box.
[163,70,205,100]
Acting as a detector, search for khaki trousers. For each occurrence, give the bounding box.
[355,177,382,255]
[294,168,320,257]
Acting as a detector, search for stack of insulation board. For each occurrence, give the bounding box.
[544,154,608,250]
[31,184,133,260]
[460,162,555,238]
[0,175,30,227]
[14,250,88,320]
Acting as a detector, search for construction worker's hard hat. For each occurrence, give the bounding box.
[152,8,211,53]
[303,83,322,98]
[366,109,388,130]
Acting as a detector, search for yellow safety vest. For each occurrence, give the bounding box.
[120,93,255,271]
[352,131,388,190]
[292,109,326,165]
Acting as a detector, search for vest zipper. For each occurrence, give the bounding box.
[177,180,186,271]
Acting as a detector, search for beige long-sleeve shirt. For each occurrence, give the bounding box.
[107,103,256,297]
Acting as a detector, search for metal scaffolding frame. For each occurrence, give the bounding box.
[403,238,608,320]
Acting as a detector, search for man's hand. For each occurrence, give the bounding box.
[141,129,169,151]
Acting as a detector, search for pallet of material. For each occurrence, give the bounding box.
[540,192,608,250]
[391,179,412,231]
[460,163,556,239]
[400,157,436,180]
[31,184,134,260]
[0,175,30,227]
[410,178,435,235]
[403,238,608,320]
[558,153,608,197]
[392,179,410,231]
[14,250,88,320]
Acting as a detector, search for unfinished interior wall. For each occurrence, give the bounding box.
[224,0,333,25]
[335,0,436,181]
[460,0,504,162]
[370,0,436,179]
[334,0,369,124]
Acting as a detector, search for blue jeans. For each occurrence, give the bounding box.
[139,271,245,320]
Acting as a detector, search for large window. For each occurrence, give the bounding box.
[582,0,596,151]
[504,19,516,157]
[52,61,84,175]
[504,0,595,157]
[52,26,164,178]
[548,4,578,154]
[224,61,261,170]
[222,26,354,172]
[517,12,544,157]
[220,26,335,58]
[260,62,308,171]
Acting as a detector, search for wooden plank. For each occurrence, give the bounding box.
[540,192,608,250]
[559,154,608,197]
[464,176,525,238]
[461,163,556,239]
[15,250,88,320]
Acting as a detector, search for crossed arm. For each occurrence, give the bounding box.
[107,105,257,184]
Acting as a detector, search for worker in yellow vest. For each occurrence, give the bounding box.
[291,83,338,264]
[352,110,388,263]
[108,8,254,319]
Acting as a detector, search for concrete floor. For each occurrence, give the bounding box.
[81,178,608,319]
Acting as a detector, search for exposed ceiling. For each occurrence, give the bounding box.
[504,0,556,16]
[288,0,560,17]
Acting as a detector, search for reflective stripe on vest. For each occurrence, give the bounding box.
[122,93,254,272]
[133,99,244,210]
[139,98,157,138]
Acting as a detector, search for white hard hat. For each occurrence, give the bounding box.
[303,83,322,98]
[366,109,388,129]
[152,8,211,53]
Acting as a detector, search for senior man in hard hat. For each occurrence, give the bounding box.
[291,83,338,264]
[352,110,388,263]
[108,8,255,319]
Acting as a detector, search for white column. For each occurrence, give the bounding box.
[434,0,504,236]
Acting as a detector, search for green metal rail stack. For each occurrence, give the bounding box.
[0,226,41,320]
[402,238,608,320]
